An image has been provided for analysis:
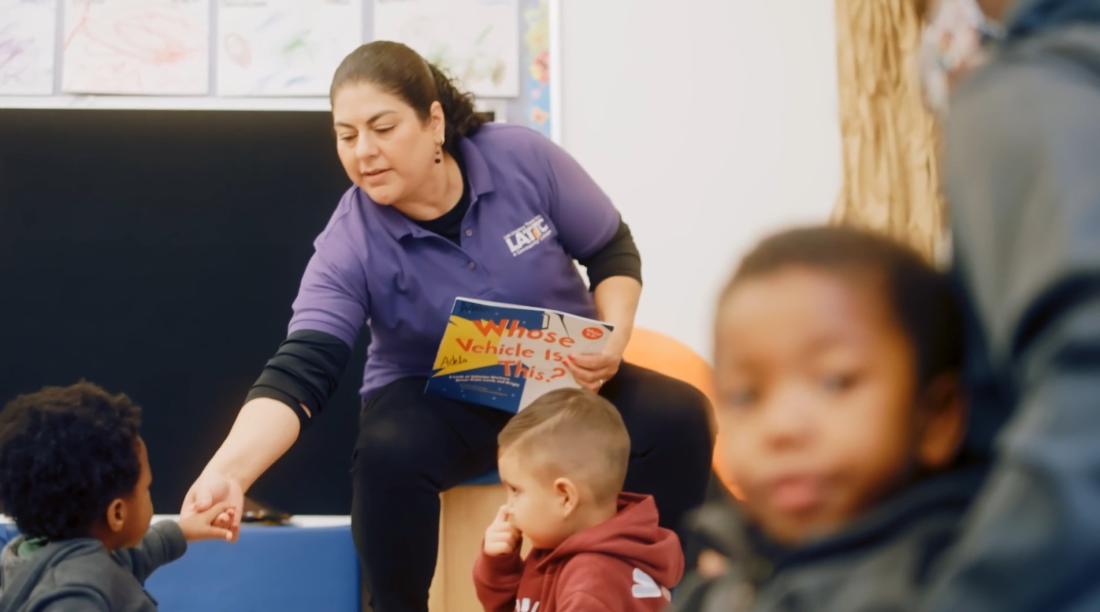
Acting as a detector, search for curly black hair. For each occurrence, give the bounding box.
[0,381,142,540]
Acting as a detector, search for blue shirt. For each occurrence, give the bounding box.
[288,124,621,398]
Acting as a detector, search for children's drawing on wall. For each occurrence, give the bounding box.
[374,0,519,98]
[62,0,210,95]
[217,0,363,97]
[0,0,56,95]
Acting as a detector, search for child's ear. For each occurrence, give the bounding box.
[916,374,967,470]
[554,477,579,516]
[104,498,128,534]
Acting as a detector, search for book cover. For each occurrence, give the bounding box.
[426,297,614,413]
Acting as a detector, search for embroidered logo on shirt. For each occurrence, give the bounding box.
[631,568,671,600]
[504,215,553,256]
[515,597,540,612]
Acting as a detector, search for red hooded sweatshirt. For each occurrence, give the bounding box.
[473,493,684,611]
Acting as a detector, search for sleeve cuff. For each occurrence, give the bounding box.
[149,520,188,563]
[245,386,313,429]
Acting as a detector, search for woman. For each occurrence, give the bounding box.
[182,41,713,611]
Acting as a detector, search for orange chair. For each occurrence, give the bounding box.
[428,327,735,612]
[622,327,739,498]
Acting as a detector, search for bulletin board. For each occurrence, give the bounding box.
[0,0,561,140]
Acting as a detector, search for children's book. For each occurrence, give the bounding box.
[425,297,614,413]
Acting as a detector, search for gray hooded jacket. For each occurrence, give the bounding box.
[671,467,984,612]
[0,521,185,612]
[925,1,1100,610]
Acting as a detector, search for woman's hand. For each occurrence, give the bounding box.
[178,501,237,542]
[566,350,622,392]
[177,397,303,544]
[180,471,244,543]
[577,275,640,392]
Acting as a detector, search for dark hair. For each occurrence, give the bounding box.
[499,388,630,503]
[0,381,143,540]
[330,41,485,155]
[720,225,963,387]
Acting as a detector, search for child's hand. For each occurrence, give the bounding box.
[182,471,243,543]
[178,501,236,542]
[696,549,730,578]
[483,505,521,556]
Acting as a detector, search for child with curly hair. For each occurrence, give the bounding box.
[0,381,233,611]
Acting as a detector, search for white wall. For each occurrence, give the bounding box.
[561,0,842,358]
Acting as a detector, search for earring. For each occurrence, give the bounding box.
[434,139,443,164]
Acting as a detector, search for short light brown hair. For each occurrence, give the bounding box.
[498,388,630,504]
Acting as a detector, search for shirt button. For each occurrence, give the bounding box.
[467,261,477,271]
[464,228,474,237]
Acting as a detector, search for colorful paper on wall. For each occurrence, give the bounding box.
[216,0,362,97]
[0,0,57,95]
[62,0,210,95]
[374,0,519,98]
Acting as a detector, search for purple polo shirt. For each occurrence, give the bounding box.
[288,123,620,398]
